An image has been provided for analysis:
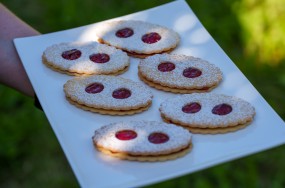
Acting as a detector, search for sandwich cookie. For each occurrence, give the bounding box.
[96,20,180,58]
[64,75,153,115]
[92,121,193,161]
[160,93,255,134]
[42,41,129,76]
[138,54,222,93]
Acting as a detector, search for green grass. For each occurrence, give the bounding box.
[0,86,78,187]
[1,0,285,187]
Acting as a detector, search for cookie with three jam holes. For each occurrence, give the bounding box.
[96,20,180,58]
[92,121,193,161]
[42,41,130,76]
[160,93,255,134]
[64,75,153,115]
[138,54,223,93]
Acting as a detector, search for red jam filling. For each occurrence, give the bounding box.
[182,102,201,113]
[112,88,131,99]
[115,130,137,140]
[212,103,232,115]
[61,49,81,60]
[158,62,176,72]
[148,132,169,144]
[89,53,110,63]
[85,83,104,94]
[183,67,202,78]
[116,28,134,38]
[142,32,161,44]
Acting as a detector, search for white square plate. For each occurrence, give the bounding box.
[14,1,285,187]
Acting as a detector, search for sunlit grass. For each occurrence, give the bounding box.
[234,0,285,65]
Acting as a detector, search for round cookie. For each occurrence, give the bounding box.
[138,54,223,93]
[92,121,193,161]
[160,93,255,134]
[64,75,153,115]
[42,41,130,75]
[96,20,180,58]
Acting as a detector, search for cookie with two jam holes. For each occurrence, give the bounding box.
[160,93,255,134]
[96,20,180,58]
[138,54,222,93]
[92,121,193,161]
[64,75,153,115]
[42,41,130,76]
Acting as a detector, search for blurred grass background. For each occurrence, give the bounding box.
[0,0,285,187]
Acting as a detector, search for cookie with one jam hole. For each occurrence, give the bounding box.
[92,121,193,161]
[138,53,223,93]
[64,75,153,115]
[42,41,130,76]
[96,20,180,58]
[160,93,255,134]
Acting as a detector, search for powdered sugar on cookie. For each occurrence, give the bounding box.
[96,20,180,56]
[64,75,153,110]
[139,54,222,91]
[42,41,129,75]
[160,93,255,128]
[93,121,192,155]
